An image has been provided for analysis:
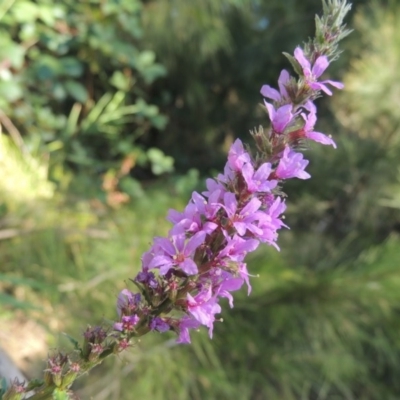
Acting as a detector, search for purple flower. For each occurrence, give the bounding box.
[302,102,336,148]
[135,269,158,288]
[264,101,294,134]
[228,138,251,171]
[117,289,141,317]
[141,247,158,270]
[217,163,236,186]
[149,231,206,275]
[215,271,245,307]
[221,193,262,236]
[114,314,139,332]
[294,47,344,95]
[260,69,290,102]
[238,263,252,294]
[136,253,158,288]
[276,147,311,180]
[187,287,221,337]
[176,316,201,344]
[242,162,277,193]
[167,192,219,236]
[218,234,259,262]
[203,178,226,198]
[150,317,170,333]
[191,190,221,221]
[257,197,288,248]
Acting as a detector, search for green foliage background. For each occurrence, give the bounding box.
[1,0,400,399]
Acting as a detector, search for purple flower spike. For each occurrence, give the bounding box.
[276,147,311,180]
[113,13,347,346]
[294,47,344,95]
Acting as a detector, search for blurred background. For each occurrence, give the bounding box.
[1,0,400,399]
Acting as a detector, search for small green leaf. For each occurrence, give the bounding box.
[0,81,23,102]
[38,4,56,26]
[62,332,81,351]
[110,71,131,91]
[34,55,63,80]
[282,52,303,77]
[11,1,39,23]
[147,148,174,175]
[150,114,168,130]
[119,177,144,199]
[64,80,88,103]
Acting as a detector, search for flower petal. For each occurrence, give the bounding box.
[260,85,281,101]
[185,231,206,254]
[274,104,293,133]
[180,258,198,275]
[294,47,310,70]
[312,55,329,78]
[306,131,337,148]
[278,69,290,97]
[263,100,276,122]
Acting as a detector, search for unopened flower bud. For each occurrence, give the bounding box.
[88,343,104,361]
[116,338,131,353]
[250,126,272,155]
[61,363,80,390]
[3,380,25,400]
[167,281,178,302]
[61,371,78,389]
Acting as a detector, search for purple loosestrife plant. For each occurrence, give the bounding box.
[5,1,352,399]
[111,0,352,345]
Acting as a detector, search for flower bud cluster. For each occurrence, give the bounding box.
[114,46,344,344]
[43,352,81,390]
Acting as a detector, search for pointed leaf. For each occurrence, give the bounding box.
[61,332,81,351]
[282,52,303,77]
